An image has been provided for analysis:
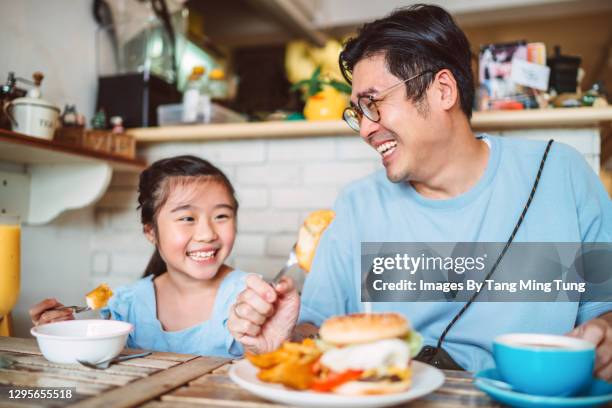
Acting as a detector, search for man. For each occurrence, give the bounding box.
[228,4,612,378]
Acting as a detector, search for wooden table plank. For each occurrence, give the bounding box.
[142,401,249,408]
[0,353,159,384]
[68,357,229,408]
[117,358,179,370]
[442,369,475,379]
[7,364,138,387]
[163,385,286,408]
[210,363,234,374]
[0,384,92,407]
[120,348,198,363]
[0,368,112,396]
[0,337,196,364]
[422,392,501,407]
[0,337,41,356]
[0,394,43,408]
[438,381,485,393]
[189,373,235,387]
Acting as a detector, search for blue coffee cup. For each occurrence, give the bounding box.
[493,333,595,397]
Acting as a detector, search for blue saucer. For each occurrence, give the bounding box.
[474,368,612,408]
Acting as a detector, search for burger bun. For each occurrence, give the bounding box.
[333,378,412,395]
[319,313,410,345]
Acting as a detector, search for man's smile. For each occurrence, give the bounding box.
[376,140,397,158]
[371,136,399,165]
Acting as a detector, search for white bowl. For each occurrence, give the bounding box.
[31,319,133,364]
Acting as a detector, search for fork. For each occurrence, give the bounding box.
[270,244,298,284]
[77,351,152,370]
[54,305,91,314]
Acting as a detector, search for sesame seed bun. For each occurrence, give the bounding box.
[319,313,410,345]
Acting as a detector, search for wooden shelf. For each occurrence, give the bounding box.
[0,130,146,225]
[0,130,145,172]
[128,107,612,143]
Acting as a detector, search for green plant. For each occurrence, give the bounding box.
[290,66,352,100]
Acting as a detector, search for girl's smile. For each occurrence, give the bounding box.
[186,247,220,264]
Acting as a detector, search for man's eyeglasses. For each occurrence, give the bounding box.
[342,70,432,132]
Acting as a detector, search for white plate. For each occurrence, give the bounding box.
[229,360,445,408]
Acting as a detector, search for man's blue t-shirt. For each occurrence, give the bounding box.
[300,135,612,372]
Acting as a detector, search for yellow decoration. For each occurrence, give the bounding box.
[286,41,317,84]
[309,39,344,81]
[303,87,348,121]
[0,221,20,336]
[286,39,344,84]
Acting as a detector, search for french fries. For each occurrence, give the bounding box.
[246,338,321,390]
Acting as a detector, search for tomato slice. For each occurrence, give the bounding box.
[311,369,363,392]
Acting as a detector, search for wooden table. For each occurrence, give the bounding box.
[0,337,501,407]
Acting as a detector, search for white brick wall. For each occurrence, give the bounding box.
[233,234,267,257]
[266,234,296,257]
[269,187,339,209]
[303,162,377,185]
[235,187,269,209]
[496,129,601,174]
[236,164,300,185]
[267,138,336,161]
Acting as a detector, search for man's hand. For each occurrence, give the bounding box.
[569,315,612,381]
[228,275,300,354]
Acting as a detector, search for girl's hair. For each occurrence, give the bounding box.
[138,155,238,278]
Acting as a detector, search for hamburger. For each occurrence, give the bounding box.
[313,313,422,395]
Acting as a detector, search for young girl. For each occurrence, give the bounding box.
[30,155,247,358]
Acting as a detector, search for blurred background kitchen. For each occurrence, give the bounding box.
[1,0,612,337]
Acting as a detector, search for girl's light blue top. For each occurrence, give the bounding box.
[100,270,246,358]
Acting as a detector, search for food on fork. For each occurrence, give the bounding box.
[247,313,423,395]
[295,210,335,272]
[85,283,113,310]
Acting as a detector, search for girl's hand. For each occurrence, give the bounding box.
[29,298,75,326]
[228,275,300,354]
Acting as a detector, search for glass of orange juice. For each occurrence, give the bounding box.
[0,215,20,335]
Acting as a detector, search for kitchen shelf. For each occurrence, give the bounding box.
[128,107,612,142]
[0,129,146,225]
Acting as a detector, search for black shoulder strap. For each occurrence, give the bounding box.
[436,139,554,349]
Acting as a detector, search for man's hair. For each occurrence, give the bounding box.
[340,4,474,119]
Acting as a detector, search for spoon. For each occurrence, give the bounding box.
[77,351,152,370]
